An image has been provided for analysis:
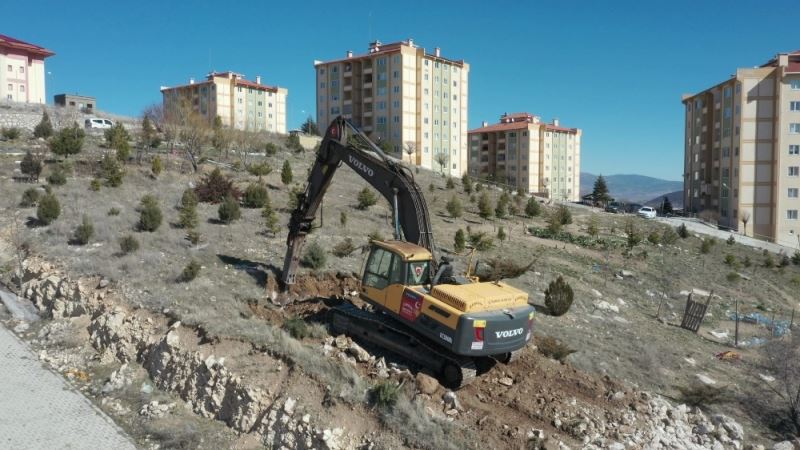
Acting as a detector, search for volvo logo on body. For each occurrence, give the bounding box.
[495,328,524,339]
[348,155,374,177]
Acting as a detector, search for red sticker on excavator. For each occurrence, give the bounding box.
[399,289,423,322]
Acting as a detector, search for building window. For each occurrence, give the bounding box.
[791,167,800,176]
[791,145,800,155]
[792,79,800,90]
[790,188,799,198]
[393,86,400,93]
[19,66,24,73]
[19,85,24,93]
[789,210,799,220]
[791,123,800,134]
[792,101,800,112]
[6,65,11,72]
[7,84,11,91]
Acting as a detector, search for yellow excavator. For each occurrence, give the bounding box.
[282,117,535,388]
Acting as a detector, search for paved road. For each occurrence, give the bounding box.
[0,322,136,450]
[655,216,797,254]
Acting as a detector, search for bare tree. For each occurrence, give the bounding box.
[434,152,449,174]
[741,210,752,236]
[234,130,261,168]
[403,141,417,165]
[752,333,800,436]
[10,209,29,289]
[164,98,210,172]
[142,103,166,131]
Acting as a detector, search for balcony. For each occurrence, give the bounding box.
[363,66,373,74]
[344,84,352,91]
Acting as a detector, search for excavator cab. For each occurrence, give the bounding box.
[360,240,433,310]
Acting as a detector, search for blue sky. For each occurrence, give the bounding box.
[5,0,798,180]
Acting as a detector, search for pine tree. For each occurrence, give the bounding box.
[592,175,611,205]
[262,202,280,235]
[357,187,378,210]
[662,196,673,215]
[525,197,541,217]
[478,192,493,219]
[33,110,54,138]
[300,116,320,135]
[454,229,466,253]
[446,195,463,218]
[50,122,85,158]
[20,151,42,180]
[281,160,293,185]
[497,226,507,243]
[462,174,472,194]
[105,123,131,162]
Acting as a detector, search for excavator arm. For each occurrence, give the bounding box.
[281,116,436,285]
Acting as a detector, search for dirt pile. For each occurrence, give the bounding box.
[265,271,360,303]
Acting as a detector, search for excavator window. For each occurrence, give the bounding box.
[363,247,397,290]
[406,261,430,286]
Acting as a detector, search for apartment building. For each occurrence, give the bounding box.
[314,39,469,176]
[161,71,287,134]
[0,34,54,104]
[682,50,800,246]
[468,113,582,201]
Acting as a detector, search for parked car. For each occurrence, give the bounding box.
[637,206,657,219]
[605,202,621,213]
[85,118,114,129]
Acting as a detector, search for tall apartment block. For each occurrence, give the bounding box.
[682,50,800,246]
[161,71,287,134]
[468,113,581,201]
[0,34,54,104]
[314,40,469,176]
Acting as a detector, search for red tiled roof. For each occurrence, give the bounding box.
[468,121,532,134]
[0,33,54,57]
[787,62,800,74]
[235,79,279,92]
[316,41,466,68]
[544,124,579,133]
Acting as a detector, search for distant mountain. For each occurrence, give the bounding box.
[644,190,684,210]
[580,173,682,204]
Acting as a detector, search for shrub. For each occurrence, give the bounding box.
[301,241,326,269]
[242,183,269,208]
[281,160,293,185]
[428,182,435,192]
[50,122,85,158]
[72,215,94,245]
[138,195,162,232]
[764,253,775,268]
[556,205,572,225]
[497,226,507,242]
[118,235,139,254]
[262,203,280,235]
[778,252,790,267]
[646,231,660,245]
[462,174,472,194]
[525,197,541,217]
[793,251,800,266]
[105,123,130,156]
[726,272,741,283]
[180,260,201,282]
[446,195,463,218]
[195,168,241,203]
[477,258,534,281]
[179,202,198,229]
[475,182,483,192]
[676,382,732,408]
[468,231,494,251]
[186,230,201,245]
[33,110,54,138]
[677,223,689,238]
[537,336,576,361]
[180,188,198,209]
[332,238,357,257]
[101,153,124,187]
[724,254,738,266]
[247,162,272,180]
[340,211,347,227]
[743,255,752,268]
[370,381,400,410]
[477,192,493,219]
[46,164,68,186]
[508,203,519,216]
[454,229,466,253]
[107,207,121,216]
[218,195,242,223]
[19,188,40,207]
[494,197,508,219]
[545,276,574,316]
[368,230,384,242]
[586,216,599,237]
[287,186,303,210]
[283,316,310,339]
[546,210,563,234]
[89,178,101,191]
[357,187,378,210]
[1,126,21,140]
[264,142,278,156]
[700,239,713,254]
[661,226,678,245]
[726,235,735,245]
[20,151,42,180]
[36,194,61,225]
[445,177,455,189]
[151,156,163,177]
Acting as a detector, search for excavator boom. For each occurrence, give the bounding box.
[281,116,436,285]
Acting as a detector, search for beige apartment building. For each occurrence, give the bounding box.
[161,71,287,134]
[468,113,582,201]
[683,50,800,246]
[314,40,469,176]
[0,34,54,104]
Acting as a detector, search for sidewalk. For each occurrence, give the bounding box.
[655,216,796,254]
[0,322,136,450]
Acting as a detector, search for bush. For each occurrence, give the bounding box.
[525,197,541,217]
[107,207,121,216]
[446,195,463,218]
[281,160,293,185]
[138,195,162,232]
[218,195,242,223]
[179,202,198,229]
[118,235,139,255]
[368,230,384,242]
[743,255,752,268]
[19,188,40,207]
[186,230,201,246]
[494,196,508,219]
[33,110,54,138]
[545,276,574,316]
[50,122,85,158]
[677,223,689,238]
[586,216,599,237]
[247,162,272,180]
[357,187,378,210]
[101,153,124,187]
[726,235,735,245]
[661,226,678,245]
[625,221,643,249]
[764,253,775,268]
[287,186,303,210]
[180,188,198,210]
[20,151,42,180]
[454,229,466,253]
[779,253,791,268]
[89,178,101,191]
[726,272,741,283]
[370,381,400,410]
[677,382,732,408]
[262,203,280,235]
[195,168,241,203]
[151,156,163,177]
[283,316,310,339]
[242,183,269,208]
[428,183,435,192]
[301,241,326,269]
[332,238,357,257]
[647,231,660,245]
[264,142,278,156]
[477,258,534,281]
[445,177,455,189]
[72,215,94,245]
[461,174,472,194]
[340,211,347,227]
[497,226,507,242]
[46,164,68,186]
[793,251,800,266]
[475,183,483,192]
[105,122,130,152]
[700,239,713,254]
[477,192,493,219]
[555,205,572,225]
[180,260,201,282]
[37,194,61,225]
[537,336,576,361]
[1,126,21,140]
[468,230,494,251]
[724,254,738,266]
[546,210,563,234]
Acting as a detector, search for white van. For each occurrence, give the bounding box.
[85,118,114,129]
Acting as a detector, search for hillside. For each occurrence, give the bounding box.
[580,173,682,203]
[644,190,684,209]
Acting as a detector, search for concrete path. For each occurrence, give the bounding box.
[0,322,136,450]
[655,216,797,254]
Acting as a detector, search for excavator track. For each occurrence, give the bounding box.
[330,303,476,389]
